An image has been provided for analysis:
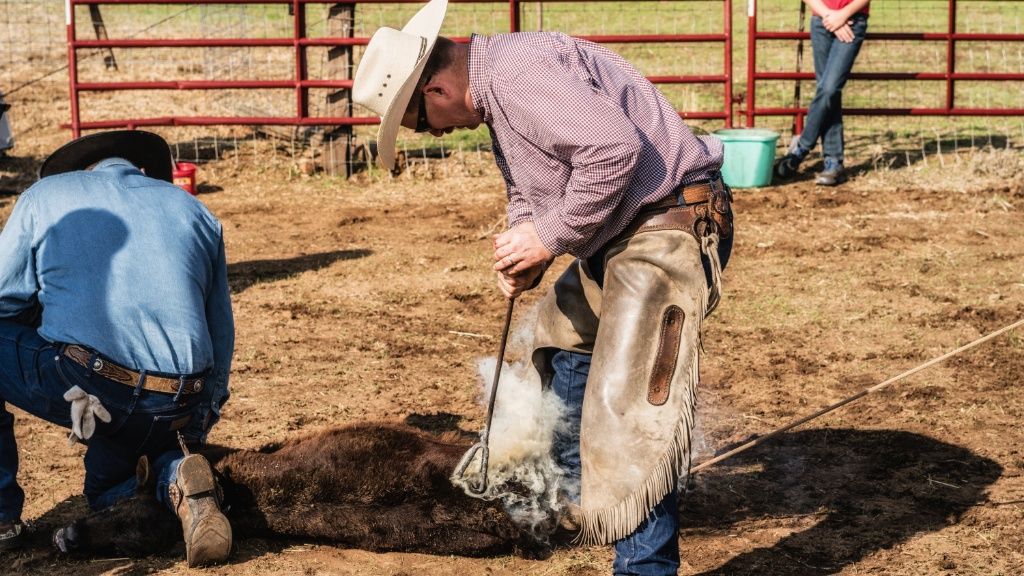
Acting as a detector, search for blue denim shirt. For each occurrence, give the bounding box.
[0,158,234,436]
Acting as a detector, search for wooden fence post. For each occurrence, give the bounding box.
[324,2,355,177]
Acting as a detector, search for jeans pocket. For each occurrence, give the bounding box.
[54,356,200,452]
[45,353,134,434]
[136,409,198,455]
[53,355,136,413]
[94,399,198,456]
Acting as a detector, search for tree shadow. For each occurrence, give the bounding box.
[195,182,224,195]
[228,249,371,294]
[771,131,1020,186]
[682,428,1002,575]
[851,132,1018,175]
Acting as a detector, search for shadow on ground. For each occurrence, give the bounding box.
[228,249,372,294]
[3,493,312,575]
[683,428,1001,575]
[2,428,999,574]
[1,495,178,575]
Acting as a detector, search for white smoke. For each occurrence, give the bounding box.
[448,305,724,538]
[451,309,570,541]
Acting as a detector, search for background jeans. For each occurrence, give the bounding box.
[551,348,681,576]
[797,14,869,162]
[0,320,203,521]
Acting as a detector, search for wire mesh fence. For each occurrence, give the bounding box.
[1,0,1022,182]
[750,0,1024,178]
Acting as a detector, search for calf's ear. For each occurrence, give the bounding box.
[135,455,152,493]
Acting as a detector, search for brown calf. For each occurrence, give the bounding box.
[53,422,557,560]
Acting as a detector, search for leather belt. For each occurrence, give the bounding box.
[618,177,733,241]
[646,177,729,209]
[672,179,719,206]
[62,344,205,396]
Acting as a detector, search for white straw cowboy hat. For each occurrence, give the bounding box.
[352,0,448,171]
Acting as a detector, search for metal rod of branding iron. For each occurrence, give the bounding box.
[455,297,516,495]
[692,317,1024,474]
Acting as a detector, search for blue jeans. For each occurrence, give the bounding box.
[797,14,868,162]
[0,320,204,522]
[551,350,680,576]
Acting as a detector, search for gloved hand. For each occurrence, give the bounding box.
[63,385,111,445]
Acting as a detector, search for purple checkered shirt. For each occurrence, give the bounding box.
[468,32,724,258]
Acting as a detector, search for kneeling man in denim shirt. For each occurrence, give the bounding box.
[0,130,234,566]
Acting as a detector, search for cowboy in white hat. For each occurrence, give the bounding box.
[354,3,733,574]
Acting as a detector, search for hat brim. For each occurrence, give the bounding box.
[39,130,173,182]
[375,0,448,171]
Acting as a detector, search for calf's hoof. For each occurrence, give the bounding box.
[53,522,80,553]
[169,454,232,567]
[0,520,24,551]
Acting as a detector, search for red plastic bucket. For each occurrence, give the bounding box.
[172,162,197,195]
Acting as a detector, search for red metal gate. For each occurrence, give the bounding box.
[743,0,1024,131]
[65,0,734,136]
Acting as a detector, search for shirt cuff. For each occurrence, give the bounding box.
[533,210,579,257]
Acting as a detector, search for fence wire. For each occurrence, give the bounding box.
[0,1,1021,181]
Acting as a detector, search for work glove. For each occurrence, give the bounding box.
[63,385,111,445]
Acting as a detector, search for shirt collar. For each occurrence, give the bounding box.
[468,34,492,123]
[92,157,140,173]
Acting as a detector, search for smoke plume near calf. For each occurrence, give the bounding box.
[452,310,570,541]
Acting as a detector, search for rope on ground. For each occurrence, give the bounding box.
[692,317,1024,474]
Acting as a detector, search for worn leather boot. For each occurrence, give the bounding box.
[168,454,232,567]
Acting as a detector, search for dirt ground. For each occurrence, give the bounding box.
[1,76,1023,576]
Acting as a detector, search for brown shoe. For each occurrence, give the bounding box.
[168,454,232,566]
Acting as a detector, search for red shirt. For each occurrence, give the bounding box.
[821,0,870,16]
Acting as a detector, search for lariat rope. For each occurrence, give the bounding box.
[692,317,1024,474]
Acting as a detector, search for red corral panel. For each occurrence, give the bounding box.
[65,0,735,135]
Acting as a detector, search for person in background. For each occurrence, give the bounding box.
[0,90,13,157]
[352,1,733,574]
[0,130,234,567]
[775,0,870,185]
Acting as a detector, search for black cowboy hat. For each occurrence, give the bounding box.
[39,130,174,182]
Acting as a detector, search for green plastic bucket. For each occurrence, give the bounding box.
[714,128,780,188]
